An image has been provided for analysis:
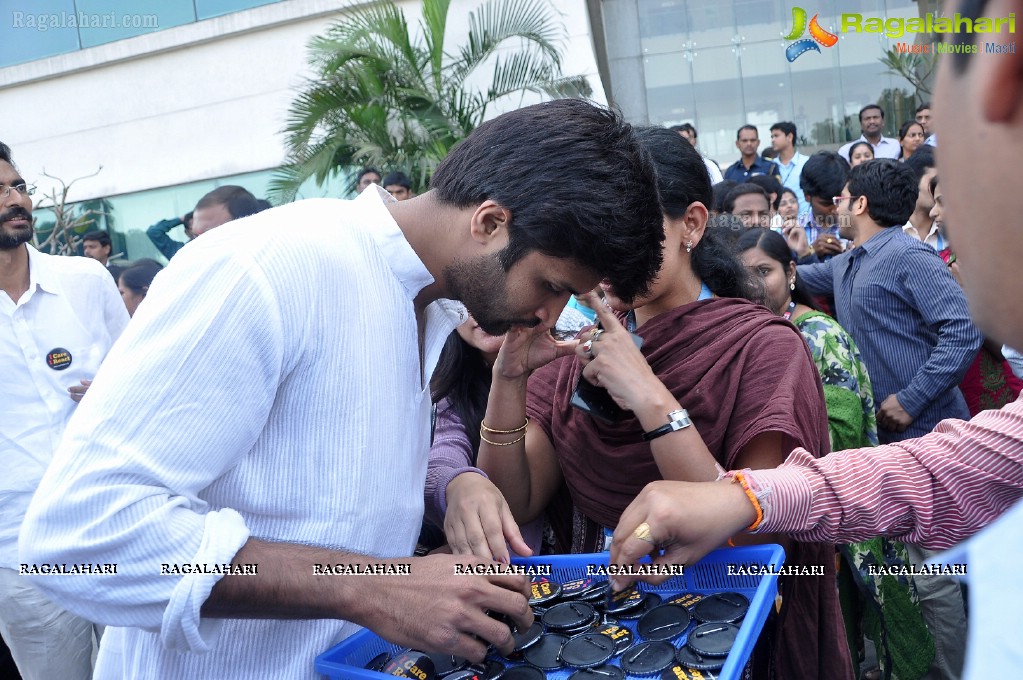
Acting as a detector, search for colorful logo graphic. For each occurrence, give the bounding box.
[783,7,839,61]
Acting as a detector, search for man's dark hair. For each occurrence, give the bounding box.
[0,141,11,165]
[915,102,932,114]
[736,124,758,140]
[357,167,380,181]
[669,123,697,139]
[83,230,111,248]
[711,180,738,214]
[382,171,412,189]
[769,121,797,143]
[228,195,271,220]
[119,259,164,295]
[859,104,884,122]
[847,159,919,228]
[635,127,758,300]
[748,175,783,210]
[195,185,254,212]
[903,145,936,181]
[183,211,194,229]
[800,151,850,200]
[430,99,664,303]
[722,184,770,215]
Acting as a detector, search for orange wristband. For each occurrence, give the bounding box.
[730,471,764,532]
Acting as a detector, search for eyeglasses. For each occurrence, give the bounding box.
[1,183,36,200]
[832,195,857,206]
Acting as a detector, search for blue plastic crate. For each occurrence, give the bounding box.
[315,544,784,680]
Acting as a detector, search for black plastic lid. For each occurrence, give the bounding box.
[637,604,692,641]
[428,652,469,676]
[383,651,436,679]
[364,652,391,672]
[660,662,721,680]
[470,659,505,680]
[521,633,569,670]
[605,586,645,614]
[579,581,612,602]
[620,640,677,675]
[675,645,725,671]
[691,592,749,624]
[542,601,597,631]
[511,621,544,653]
[498,666,546,680]
[528,579,563,606]
[686,623,740,657]
[560,632,615,669]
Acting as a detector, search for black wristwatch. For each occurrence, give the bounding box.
[642,408,692,442]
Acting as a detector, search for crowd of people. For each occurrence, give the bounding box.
[2,6,1023,678]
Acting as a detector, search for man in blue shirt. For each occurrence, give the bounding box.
[798,159,981,444]
[723,125,781,184]
[770,121,809,216]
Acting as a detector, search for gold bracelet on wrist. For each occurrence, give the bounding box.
[480,418,528,434]
[480,431,527,446]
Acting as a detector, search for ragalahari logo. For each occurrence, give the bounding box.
[783,7,839,61]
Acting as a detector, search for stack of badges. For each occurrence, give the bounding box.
[367,580,751,680]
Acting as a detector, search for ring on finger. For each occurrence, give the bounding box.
[581,340,594,358]
[591,328,604,342]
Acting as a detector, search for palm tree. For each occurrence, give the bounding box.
[269,0,591,202]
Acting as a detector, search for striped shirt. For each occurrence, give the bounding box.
[19,190,465,679]
[743,398,1023,680]
[798,227,981,442]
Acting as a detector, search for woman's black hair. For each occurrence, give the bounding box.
[779,187,799,204]
[734,228,819,310]
[897,120,925,159]
[118,259,163,296]
[847,140,874,163]
[711,180,738,214]
[636,127,759,301]
[430,331,492,459]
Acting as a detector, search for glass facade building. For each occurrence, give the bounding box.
[601,0,931,165]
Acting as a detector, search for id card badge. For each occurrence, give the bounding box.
[602,526,615,551]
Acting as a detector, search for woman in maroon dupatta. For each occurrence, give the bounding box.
[457,128,852,679]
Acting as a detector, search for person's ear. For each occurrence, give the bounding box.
[468,200,511,246]
[683,201,709,249]
[978,0,1023,123]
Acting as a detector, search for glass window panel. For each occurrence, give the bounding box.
[0,0,80,67]
[195,0,282,21]
[643,52,697,126]
[732,41,791,163]
[75,0,194,48]
[686,44,744,164]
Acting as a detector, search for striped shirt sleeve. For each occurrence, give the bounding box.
[742,398,1023,549]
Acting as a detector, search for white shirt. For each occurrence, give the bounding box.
[773,151,810,215]
[1,246,127,570]
[839,135,902,160]
[902,220,946,251]
[702,156,723,184]
[19,190,465,679]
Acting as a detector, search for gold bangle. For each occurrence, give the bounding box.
[480,419,527,434]
[480,431,527,446]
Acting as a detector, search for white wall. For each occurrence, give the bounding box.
[0,0,603,203]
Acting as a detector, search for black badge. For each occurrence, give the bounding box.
[692,592,749,624]
[660,662,721,680]
[605,585,645,614]
[365,651,391,672]
[560,633,615,669]
[383,650,435,679]
[528,578,563,606]
[542,601,596,632]
[637,604,692,641]
[592,622,633,655]
[579,581,612,602]
[620,640,677,675]
[675,645,725,672]
[443,671,482,680]
[511,621,544,653]
[428,652,469,676]
[686,623,740,657]
[498,666,546,680]
[569,664,626,680]
[664,593,704,611]
[521,632,568,670]
[46,348,72,371]
[619,592,662,620]
[560,578,599,599]
[469,659,505,680]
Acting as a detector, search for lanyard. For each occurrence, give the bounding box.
[783,300,797,321]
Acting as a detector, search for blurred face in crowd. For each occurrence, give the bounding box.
[118,276,146,317]
[733,193,770,229]
[357,172,381,193]
[0,162,33,250]
[741,246,793,316]
[778,191,800,221]
[83,239,110,264]
[770,129,793,153]
[860,107,884,137]
[386,184,412,201]
[191,203,232,237]
[849,144,875,167]
[916,167,939,217]
[916,107,932,135]
[901,123,926,157]
[736,129,759,159]
[678,130,697,147]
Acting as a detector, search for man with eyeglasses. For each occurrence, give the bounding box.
[0,142,128,680]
